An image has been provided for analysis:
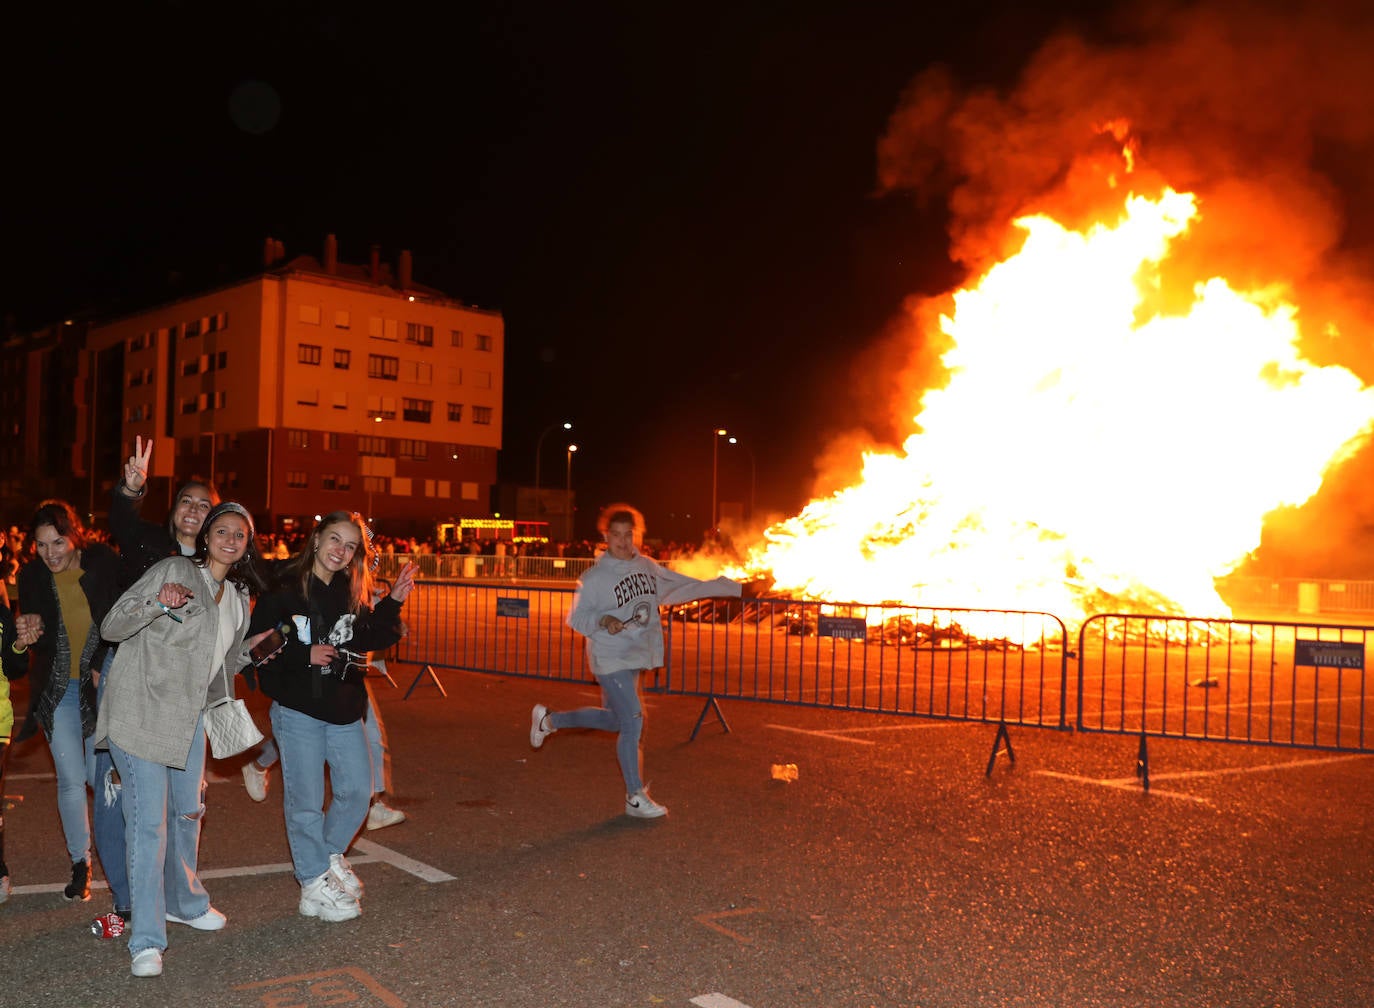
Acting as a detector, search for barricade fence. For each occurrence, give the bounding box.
[1078,614,1371,752]
[377,553,594,583]
[388,583,1374,779]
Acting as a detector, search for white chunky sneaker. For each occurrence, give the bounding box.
[329,852,363,900]
[366,800,406,831]
[131,947,163,977]
[299,870,361,922]
[241,762,269,802]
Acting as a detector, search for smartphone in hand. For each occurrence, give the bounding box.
[250,628,287,665]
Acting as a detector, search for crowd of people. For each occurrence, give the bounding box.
[0,440,746,981]
[0,437,419,978]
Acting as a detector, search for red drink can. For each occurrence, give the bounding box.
[91,912,127,939]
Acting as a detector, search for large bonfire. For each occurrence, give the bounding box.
[724,5,1374,625]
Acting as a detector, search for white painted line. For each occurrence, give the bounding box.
[352,836,457,883]
[1036,771,1213,805]
[8,843,453,899]
[691,995,755,1008]
[766,724,875,745]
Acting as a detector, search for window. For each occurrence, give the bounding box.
[287,471,309,489]
[391,476,413,496]
[405,323,434,346]
[368,354,399,380]
[447,402,462,422]
[461,481,479,500]
[129,371,145,388]
[324,432,340,450]
[400,360,433,383]
[333,349,351,369]
[359,436,389,457]
[181,358,200,376]
[179,398,197,415]
[184,318,201,339]
[287,430,310,449]
[297,388,319,406]
[334,310,350,329]
[363,476,389,495]
[449,330,463,348]
[447,366,463,385]
[473,406,493,425]
[402,398,432,423]
[369,317,398,342]
[204,351,228,372]
[473,371,492,389]
[367,395,397,421]
[298,305,321,325]
[476,333,493,351]
[332,390,348,410]
[398,439,430,460]
[322,473,352,491]
[298,344,322,365]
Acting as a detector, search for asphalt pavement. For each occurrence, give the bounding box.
[1,664,1371,1008]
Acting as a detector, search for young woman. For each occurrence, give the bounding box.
[531,503,741,817]
[249,511,417,922]
[95,435,220,928]
[16,500,120,902]
[96,502,269,978]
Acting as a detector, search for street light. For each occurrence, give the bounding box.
[711,428,728,537]
[728,435,755,523]
[534,421,573,522]
[565,443,578,541]
[363,415,383,523]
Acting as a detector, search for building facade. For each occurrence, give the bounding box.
[44,237,505,536]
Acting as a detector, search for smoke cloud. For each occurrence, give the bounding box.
[869,0,1374,575]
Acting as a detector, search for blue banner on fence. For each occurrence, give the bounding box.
[1294,639,1364,669]
[818,615,867,640]
[496,597,530,619]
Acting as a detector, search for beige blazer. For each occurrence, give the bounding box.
[95,555,251,769]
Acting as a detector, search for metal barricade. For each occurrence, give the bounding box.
[392,581,591,686]
[662,598,1070,733]
[1077,614,1372,757]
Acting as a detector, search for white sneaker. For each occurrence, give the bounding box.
[131,947,163,977]
[242,761,269,802]
[625,789,668,818]
[299,870,361,922]
[166,906,226,931]
[366,800,406,831]
[329,852,363,899]
[530,703,554,748]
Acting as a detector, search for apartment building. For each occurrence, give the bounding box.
[72,236,503,535]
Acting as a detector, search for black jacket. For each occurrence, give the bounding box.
[109,482,182,590]
[15,543,120,740]
[250,572,403,725]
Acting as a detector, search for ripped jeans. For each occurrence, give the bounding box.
[108,715,210,957]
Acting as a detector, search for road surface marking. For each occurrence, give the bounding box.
[691,995,756,1008]
[694,907,766,944]
[1037,752,1370,802]
[234,966,406,1007]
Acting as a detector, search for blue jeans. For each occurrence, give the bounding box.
[47,684,91,865]
[91,655,130,911]
[362,685,389,795]
[269,702,371,884]
[109,718,211,957]
[548,668,645,795]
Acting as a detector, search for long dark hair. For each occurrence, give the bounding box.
[194,502,265,595]
[283,511,375,614]
[167,477,221,540]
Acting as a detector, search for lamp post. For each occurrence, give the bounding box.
[711,428,728,537]
[363,415,383,523]
[534,421,572,523]
[564,443,578,541]
[728,435,755,523]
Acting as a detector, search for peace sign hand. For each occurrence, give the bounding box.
[123,435,153,493]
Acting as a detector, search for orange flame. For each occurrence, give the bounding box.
[734,188,1374,625]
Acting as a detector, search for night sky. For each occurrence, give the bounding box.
[4,2,1122,541]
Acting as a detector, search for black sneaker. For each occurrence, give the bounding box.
[63,860,91,902]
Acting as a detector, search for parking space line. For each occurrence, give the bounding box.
[766,724,876,745]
